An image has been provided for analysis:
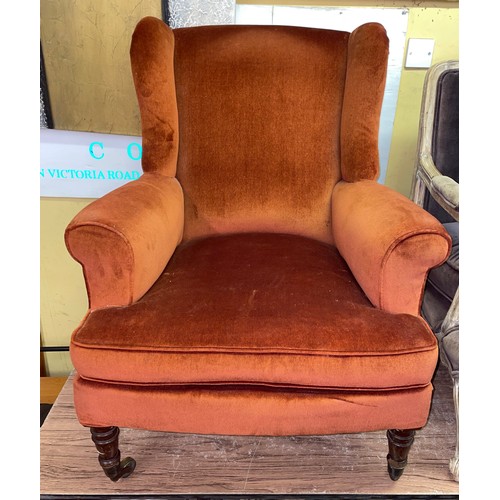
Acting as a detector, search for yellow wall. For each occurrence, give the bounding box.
[40,198,92,375]
[40,0,458,375]
[385,6,459,196]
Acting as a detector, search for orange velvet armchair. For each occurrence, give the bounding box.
[65,17,451,482]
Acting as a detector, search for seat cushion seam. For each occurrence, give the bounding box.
[71,340,437,356]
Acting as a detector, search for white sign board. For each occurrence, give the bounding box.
[40,129,143,198]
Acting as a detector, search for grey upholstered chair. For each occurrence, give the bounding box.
[411,60,459,481]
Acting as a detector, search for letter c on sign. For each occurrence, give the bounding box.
[127,142,142,161]
[89,142,104,160]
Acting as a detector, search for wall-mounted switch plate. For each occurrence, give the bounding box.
[405,38,435,68]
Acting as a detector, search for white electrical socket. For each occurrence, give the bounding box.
[405,38,435,68]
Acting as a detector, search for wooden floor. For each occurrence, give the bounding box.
[40,363,459,498]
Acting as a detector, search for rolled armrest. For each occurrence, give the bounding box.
[65,173,184,310]
[332,180,451,315]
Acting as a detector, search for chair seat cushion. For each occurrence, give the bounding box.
[426,222,458,300]
[71,233,438,391]
[440,325,459,374]
[421,221,458,332]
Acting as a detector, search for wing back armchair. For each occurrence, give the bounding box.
[65,17,451,482]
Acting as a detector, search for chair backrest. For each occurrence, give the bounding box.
[422,63,459,223]
[131,18,389,243]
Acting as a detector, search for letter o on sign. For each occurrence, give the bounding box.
[127,142,142,160]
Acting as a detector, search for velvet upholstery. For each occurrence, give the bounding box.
[421,222,459,333]
[65,18,451,444]
[424,69,459,223]
[332,180,451,315]
[130,18,179,177]
[65,173,184,309]
[172,23,345,243]
[71,233,438,390]
[73,375,434,435]
[341,23,388,182]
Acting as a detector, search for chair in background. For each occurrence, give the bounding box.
[411,60,459,481]
[64,17,451,482]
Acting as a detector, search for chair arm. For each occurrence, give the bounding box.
[332,180,451,315]
[430,175,459,211]
[65,173,184,310]
[417,154,459,220]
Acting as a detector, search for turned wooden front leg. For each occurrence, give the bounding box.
[386,428,416,481]
[90,426,136,481]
